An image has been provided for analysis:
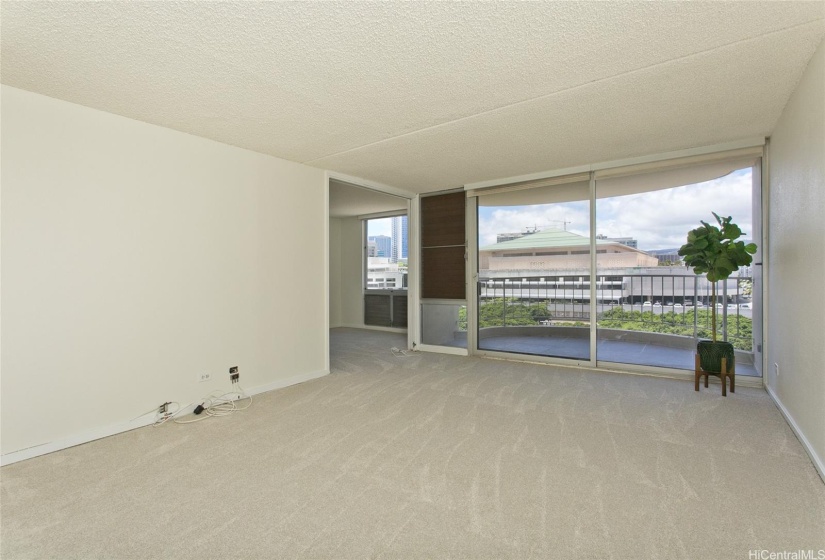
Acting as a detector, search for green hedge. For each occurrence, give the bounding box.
[597,307,752,351]
[462,301,753,351]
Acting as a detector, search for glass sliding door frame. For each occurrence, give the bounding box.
[465,197,479,355]
[468,174,596,369]
[593,160,763,376]
[587,174,598,367]
[466,143,765,380]
[750,159,764,377]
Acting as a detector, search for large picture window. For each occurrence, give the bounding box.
[468,147,763,376]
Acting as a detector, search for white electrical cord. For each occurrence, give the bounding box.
[153,402,181,427]
[174,386,252,424]
[391,346,414,357]
[152,386,252,426]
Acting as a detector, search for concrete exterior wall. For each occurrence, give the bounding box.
[485,251,657,271]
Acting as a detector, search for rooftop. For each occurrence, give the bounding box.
[480,228,615,252]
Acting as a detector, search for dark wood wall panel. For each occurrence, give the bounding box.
[421,192,466,248]
[420,191,466,300]
[422,246,466,300]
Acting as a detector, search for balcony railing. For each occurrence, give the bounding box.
[477,272,755,351]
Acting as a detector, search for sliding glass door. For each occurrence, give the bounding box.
[475,175,592,363]
[594,159,762,375]
[469,148,763,375]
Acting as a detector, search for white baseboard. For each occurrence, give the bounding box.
[415,343,469,356]
[242,369,329,398]
[339,323,408,334]
[766,385,825,483]
[1,415,158,467]
[0,369,330,467]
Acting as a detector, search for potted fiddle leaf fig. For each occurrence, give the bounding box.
[678,213,757,377]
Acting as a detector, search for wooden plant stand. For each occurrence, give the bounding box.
[695,354,735,396]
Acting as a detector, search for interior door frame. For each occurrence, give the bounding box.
[326,171,416,361]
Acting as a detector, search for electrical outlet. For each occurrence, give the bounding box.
[198,372,212,383]
[229,366,239,383]
[774,363,779,377]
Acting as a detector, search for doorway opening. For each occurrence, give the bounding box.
[328,178,411,337]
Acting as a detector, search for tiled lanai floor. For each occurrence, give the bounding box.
[449,335,759,376]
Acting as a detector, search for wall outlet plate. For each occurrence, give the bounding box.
[198,372,212,383]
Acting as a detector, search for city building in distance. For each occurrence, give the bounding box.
[391,215,408,262]
[480,228,656,271]
[368,234,391,258]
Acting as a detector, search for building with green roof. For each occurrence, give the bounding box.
[479,228,658,272]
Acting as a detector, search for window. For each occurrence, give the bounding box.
[364,214,409,328]
[469,146,762,375]
[595,162,761,373]
[365,215,408,291]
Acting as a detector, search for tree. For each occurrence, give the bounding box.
[476,298,548,328]
[598,307,753,351]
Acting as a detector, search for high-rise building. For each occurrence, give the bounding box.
[400,215,408,260]
[368,235,391,258]
[391,215,408,263]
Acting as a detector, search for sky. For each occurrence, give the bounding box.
[478,168,754,251]
[364,168,754,252]
[367,217,392,238]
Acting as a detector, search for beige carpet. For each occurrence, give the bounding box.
[2,327,824,559]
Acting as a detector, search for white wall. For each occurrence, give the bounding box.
[329,217,343,328]
[1,86,328,457]
[340,217,365,327]
[767,39,825,475]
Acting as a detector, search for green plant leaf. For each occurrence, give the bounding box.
[723,223,742,240]
[681,213,758,284]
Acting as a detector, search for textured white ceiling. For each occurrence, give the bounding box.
[2,1,824,193]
